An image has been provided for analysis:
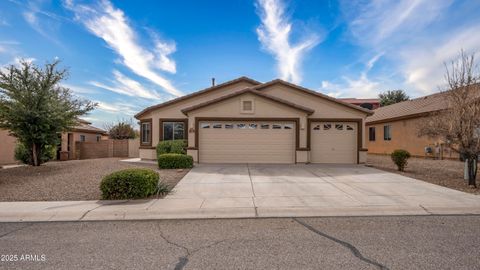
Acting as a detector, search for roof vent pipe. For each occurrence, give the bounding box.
[211,77,215,87]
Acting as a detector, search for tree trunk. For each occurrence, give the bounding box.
[31,143,38,166]
[467,156,477,187]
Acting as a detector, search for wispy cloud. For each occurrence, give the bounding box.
[64,0,182,97]
[256,0,321,84]
[89,70,165,100]
[96,100,138,116]
[340,0,480,95]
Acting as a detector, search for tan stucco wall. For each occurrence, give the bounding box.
[366,117,459,159]
[0,129,17,165]
[261,84,368,148]
[138,81,369,163]
[186,92,309,148]
[140,81,257,145]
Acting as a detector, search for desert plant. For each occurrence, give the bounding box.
[156,140,186,155]
[105,119,136,139]
[391,149,411,171]
[14,143,56,164]
[0,59,96,166]
[158,153,193,169]
[100,168,159,200]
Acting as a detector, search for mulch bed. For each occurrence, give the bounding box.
[367,154,479,195]
[0,158,189,201]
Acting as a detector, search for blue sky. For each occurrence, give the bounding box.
[1,0,479,127]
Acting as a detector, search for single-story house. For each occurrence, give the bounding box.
[0,119,107,165]
[134,77,373,164]
[365,91,458,159]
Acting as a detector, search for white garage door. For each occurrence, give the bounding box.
[199,121,295,164]
[310,122,357,164]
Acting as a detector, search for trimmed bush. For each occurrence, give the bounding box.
[14,143,56,165]
[391,149,411,171]
[158,154,193,169]
[156,140,186,156]
[100,169,159,200]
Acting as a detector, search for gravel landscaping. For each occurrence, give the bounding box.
[0,158,189,201]
[367,154,479,195]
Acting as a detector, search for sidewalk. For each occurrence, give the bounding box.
[1,198,480,222]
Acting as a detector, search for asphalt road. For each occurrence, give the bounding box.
[1,215,479,270]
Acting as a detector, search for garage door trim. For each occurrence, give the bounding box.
[195,117,300,163]
[307,118,362,164]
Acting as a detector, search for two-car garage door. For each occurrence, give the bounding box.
[199,121,295,163]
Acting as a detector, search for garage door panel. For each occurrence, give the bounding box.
[311,122,357,164]
[199,121,295,164]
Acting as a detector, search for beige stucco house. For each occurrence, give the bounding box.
[365,91,459,159]
[0,120,106,165]
[135,77,373,164]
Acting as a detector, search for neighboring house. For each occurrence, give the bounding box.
[59,119,107,160]
[135,77,373,164]
[365,91,458,159]
[340,98,380,110]
[0,120,106,165]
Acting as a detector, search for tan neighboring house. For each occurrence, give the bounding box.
[135,77,373,164]
[365,91,459,159]
[59,119,107,160]
[0,119,106,165]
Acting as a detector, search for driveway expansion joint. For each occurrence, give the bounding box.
[293,217,389,270]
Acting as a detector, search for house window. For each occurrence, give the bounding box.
[212,123,222,129]
[141,121,151,144]
[201,123,210,129]
[249,123,257,129]
[260,124,270,129]
[383,125,392,141]
[225,124,234,129]
[80,135,86,142]
[272,124,282,129]
[163,122,185,140]
[369,127,376,141]
[313,125,320,130]
[284,123,293,129]
[241,99,254,113]
[323,124,331,130]
[96,135,101,142]
[346,125,354,131]
[335,124,343,130]
[237,123,246,129]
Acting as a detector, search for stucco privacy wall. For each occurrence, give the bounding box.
[366,117,459,159]
[0,129,16,165]
[261,84,368,148]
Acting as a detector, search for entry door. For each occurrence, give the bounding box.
[310,122,357,164]
[199,121,295,163]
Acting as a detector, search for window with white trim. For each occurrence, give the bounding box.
[163,122,185,140]
[241,99,254,113]
[141,122,151,144]
[384,125,392,141]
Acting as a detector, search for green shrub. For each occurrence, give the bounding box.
[158,154,193,169]
[156,140,186,156]
[14,143,56,165]
[100,169,159,200]
[391,149,411,171]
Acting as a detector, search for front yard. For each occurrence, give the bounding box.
[0,158,189,201]
[367,154,479,195]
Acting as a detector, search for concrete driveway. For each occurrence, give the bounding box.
[165,163,480,217]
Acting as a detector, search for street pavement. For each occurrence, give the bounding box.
[1,215,480,269]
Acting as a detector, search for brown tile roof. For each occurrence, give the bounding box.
[340,98,380,104]
[181,88,315,115]
[366,91,449,124]
[134,76,261,119]
[72,119,107,134]
[254,79,373,115]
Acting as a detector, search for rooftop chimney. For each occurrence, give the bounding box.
[211,77,215,87]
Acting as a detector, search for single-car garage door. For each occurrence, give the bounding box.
[310,121,358,164]
[199,121,295,163]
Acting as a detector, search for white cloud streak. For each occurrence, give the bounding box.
[256,0,320,84]
[64,0,182,97]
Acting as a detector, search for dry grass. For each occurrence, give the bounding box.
[0,158,189,201]
[367,154,479,195]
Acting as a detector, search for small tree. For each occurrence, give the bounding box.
[391,150,411,171]
[0,60,96,166]
[418,50,480,187]
[105,119,136,140]
[379,90,410,106]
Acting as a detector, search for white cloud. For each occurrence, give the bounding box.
[64,0,182,97]
[96,100,138,116]
[256,0,320,84]
[322,74,381,98]
[89,70,165,100]
[19,1,64,46]
[63,84,97,95]
[340,0,480,95]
